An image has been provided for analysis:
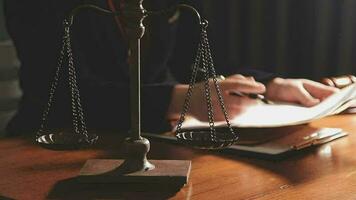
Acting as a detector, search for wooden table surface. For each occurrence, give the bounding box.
[0,114,356,200]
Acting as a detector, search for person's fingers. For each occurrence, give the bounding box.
[227,74,247,80]
[191,77,265,121]
[246,76,255,81]
[219,79,266,94]
[303,80,339,100]
[224,95,258,107]
[213,96,256,120]
[227,74,256,82]
[295,86,320,107]
[264,78,339,106]
[189,95,245,121]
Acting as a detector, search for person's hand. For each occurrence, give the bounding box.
[167,74,266,121]
[265,77,339,107]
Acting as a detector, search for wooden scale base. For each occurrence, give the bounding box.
[79,159,191,186]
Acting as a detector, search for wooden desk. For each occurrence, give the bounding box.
[0,114,355,200]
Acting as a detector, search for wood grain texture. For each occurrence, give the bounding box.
[0,114,355,200]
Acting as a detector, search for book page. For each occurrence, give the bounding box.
[180,83,356,129]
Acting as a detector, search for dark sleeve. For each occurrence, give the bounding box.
[4,0,177,135]
[80,81,176,133]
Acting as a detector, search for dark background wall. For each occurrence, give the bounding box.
[0,0,8,40]
[201,0,356,79]
[1,0,356,79]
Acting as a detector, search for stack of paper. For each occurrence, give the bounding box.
[180,83,356,129]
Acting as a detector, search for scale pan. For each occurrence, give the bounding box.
[36,131,98,150]
[176,130,239,150]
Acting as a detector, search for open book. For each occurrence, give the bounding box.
[180,83,356,129]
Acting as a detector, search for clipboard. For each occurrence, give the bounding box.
[143,126,347,159]
[225,126,347,159]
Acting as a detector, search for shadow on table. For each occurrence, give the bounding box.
[47,177,183,200]
[0,195,15,200]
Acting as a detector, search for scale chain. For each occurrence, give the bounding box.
[175,40,202,134]
[175,19,236,142]
[201,28,235,137]
[65,22,96,144]
[36,19,97,145]
[36,26,68,138]
[200,32,217,141]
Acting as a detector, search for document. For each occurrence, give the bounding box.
[180,83,356,129]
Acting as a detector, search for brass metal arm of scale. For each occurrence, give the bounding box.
[65,4,202,27]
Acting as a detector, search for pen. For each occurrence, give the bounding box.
[229,91,273,104]
[216,75,272,104]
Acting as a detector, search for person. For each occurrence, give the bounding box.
[4,0,338,135]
